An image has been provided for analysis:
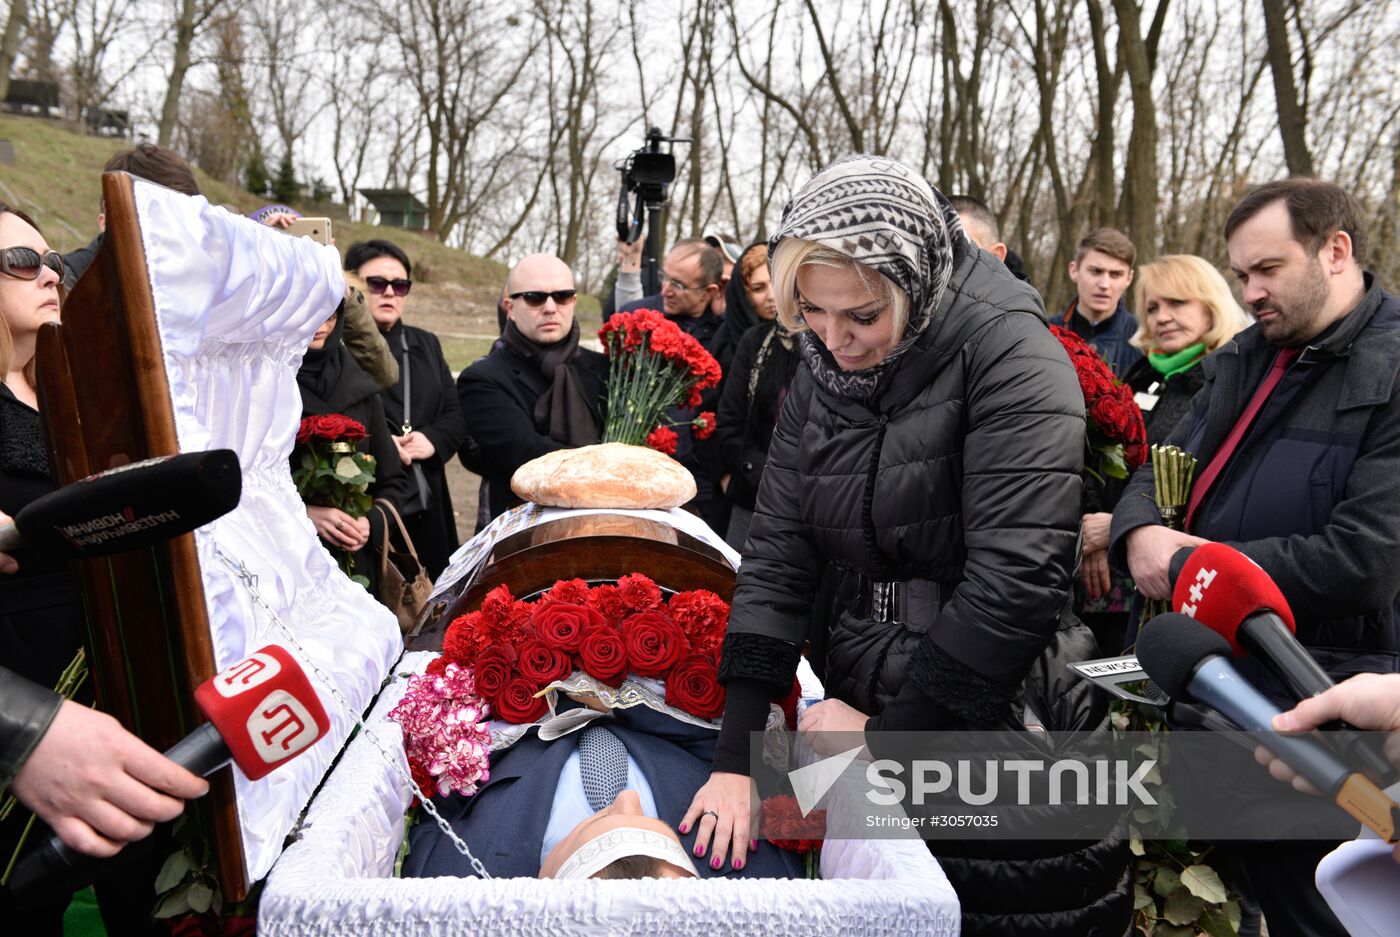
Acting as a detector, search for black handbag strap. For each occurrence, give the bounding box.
[398,331,430,512]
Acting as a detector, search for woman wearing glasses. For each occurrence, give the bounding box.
[0,204,97,929]
[345,240,468,579]
[456,253,608,521]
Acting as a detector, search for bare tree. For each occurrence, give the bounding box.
[1112,0,1164,262]
[1260,0,1313,175]
[157,0,223,145]
[249,0,326,168]
[0,0,26,102]
[365,0,535,241]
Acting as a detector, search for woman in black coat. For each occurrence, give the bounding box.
[296,303,410,590]
[682,158,1129,936]
[345,240,468,579]
[1076,254,1251,652]
[0,205,97,931]
[713,243,800,551]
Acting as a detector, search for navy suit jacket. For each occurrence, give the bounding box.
[401,702,803,880]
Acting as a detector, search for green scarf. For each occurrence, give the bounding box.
[1147,342,1206,379]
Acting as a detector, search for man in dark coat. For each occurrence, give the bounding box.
[1111,178,1400,937]
[1055,227,1142,377]
[617,239,726,529]
[401,700,802,880]
[456,254,607,520]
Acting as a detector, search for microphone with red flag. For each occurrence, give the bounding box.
[5,645,329,896]
[1172,542,1394,783]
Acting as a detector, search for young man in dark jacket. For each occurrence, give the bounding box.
[1056,227,1142,376]
[1111,178,1400,937]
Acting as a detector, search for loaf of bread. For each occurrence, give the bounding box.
[511,443,696,509]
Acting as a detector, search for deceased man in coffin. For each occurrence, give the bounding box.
[401,692,803,881]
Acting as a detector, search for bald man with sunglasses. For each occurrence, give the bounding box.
[457,254,609,520]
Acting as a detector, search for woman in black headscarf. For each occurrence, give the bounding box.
[296,291,409,587]
[682,157,1129,936]
[713,243,800,551]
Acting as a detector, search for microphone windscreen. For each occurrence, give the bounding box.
[1136,612,1234,701]
[1171,542,1297,654]
[193,645,330,781]
[15,449,241,560]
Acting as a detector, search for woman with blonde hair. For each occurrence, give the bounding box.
[1123,253,1250,444]
[682,157,1129,935]
[1077,254,1250,647]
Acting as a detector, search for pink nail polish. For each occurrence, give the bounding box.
[694,844,705,857]
[679,823,689,834]
[711,856,722,870]
[734,858,745,870]
[750,838,758,851]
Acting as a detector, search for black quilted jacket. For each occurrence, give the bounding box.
[722,247,1085,714]
[718,247,1133,937]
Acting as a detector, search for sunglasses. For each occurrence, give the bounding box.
[510,289,578,307]
[365,275,412,297]
[0,247,63,281]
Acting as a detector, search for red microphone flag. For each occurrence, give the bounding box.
[1171,542,1297,656]
[193,644,330,780]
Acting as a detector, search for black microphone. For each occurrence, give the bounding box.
[1137,614,1400,843]
[5,646,330,897]
[0,450,241,559]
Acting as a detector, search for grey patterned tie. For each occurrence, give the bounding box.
[577,725,630,813]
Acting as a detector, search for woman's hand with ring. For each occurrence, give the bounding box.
[680,771,758,872]
[307,505,368,551]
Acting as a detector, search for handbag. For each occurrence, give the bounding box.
[371,497,433,634]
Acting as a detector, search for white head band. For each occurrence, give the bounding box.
[551,826,700,880]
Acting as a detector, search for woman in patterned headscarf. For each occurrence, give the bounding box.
[682,157,1128,935]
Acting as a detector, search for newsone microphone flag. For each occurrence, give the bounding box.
[0,449,241,559]
[5,645,329,896]
[1173,542,1395,783]
[1136,613,1400,843]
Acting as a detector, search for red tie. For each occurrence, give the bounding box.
[1185,347,1301,531]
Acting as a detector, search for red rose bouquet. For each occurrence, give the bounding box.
[598,309,722,452]
[292,414,377,585]
[1050,326,1148,480]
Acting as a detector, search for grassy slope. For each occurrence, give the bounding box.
[0,114,601,370]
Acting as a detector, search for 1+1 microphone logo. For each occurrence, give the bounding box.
[1178,566,1218,618]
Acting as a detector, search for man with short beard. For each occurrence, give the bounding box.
[1110,177,1400,937]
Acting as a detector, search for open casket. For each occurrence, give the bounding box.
[260,506,960,935]
[43,178,958,934]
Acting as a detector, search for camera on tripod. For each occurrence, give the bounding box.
[616,127,688,296]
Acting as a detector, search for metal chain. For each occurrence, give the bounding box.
[211,543,493,879]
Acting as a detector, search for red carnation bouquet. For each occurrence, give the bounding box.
[760,795,826,878]
[292,414,376,585]
[1050,326,1148,480]
[599,309,722,453]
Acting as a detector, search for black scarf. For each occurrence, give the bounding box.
[296,312,380,412]
[500,318,600,447]
[708,242,768,375]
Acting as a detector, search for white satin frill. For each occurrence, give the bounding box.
[260,652,960,936]
[134,179,403,884]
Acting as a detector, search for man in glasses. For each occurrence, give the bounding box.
[457,253,608,521]
[617,239,728,530]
